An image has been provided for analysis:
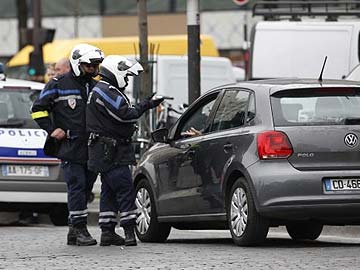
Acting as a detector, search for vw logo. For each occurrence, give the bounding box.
[344,133,358,148]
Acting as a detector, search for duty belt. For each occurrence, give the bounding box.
[88,132,132,146]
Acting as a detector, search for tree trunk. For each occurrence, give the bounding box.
[16,0,28,50]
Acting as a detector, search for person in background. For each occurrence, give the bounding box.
[45,63,56,82]
[86,55,164,246]
[55,58,71,77]
[31,44,104,246]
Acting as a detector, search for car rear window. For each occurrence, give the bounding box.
[271,87,360,126]
[0,88,39,128]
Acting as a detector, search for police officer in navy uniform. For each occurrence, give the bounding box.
[31,44,104,246]
[86,55,163,246]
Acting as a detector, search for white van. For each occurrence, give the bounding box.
[250,20,360,80]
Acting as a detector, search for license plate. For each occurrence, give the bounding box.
[324,178,360,191]
[2,165,49,177]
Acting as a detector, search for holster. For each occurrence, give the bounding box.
[88,133,118,173]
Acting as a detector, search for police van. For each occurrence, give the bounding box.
[0,73,68,225]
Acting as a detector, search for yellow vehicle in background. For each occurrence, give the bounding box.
[6,35,219,80]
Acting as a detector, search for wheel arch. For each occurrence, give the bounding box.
[133,172,147,189]
[223,165,260,212]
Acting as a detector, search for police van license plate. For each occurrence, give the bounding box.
[324,178,360,191]
[2,165,49,177]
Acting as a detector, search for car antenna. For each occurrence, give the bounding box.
[318,56,327,85]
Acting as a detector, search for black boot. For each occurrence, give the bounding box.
[74,225,97,246]
[67,225,77,245]
[100,229,125,246]
[124,225,137,246]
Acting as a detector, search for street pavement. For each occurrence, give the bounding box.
[1,198,360,269]
[0,225,360,270]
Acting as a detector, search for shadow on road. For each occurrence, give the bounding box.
[166,236,360,248]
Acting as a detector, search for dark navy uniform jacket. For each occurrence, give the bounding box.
[31,72,96,163]
[86,80,153,166]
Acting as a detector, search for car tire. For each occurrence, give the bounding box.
[286,222,323,240]
[227,177,269,246]
[49,204,68,226]
[135,179,171,242]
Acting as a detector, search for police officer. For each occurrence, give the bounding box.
[31,44,104,246]
[86,55,163,246]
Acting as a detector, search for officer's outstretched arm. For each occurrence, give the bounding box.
[117,99,156,120]
[92,87,163,121]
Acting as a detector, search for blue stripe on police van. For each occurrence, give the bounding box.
[93,87,123,109]
[0,147,48,158]
[40,89,81,99]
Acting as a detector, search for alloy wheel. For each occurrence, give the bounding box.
[230,187,248,237]
[135,187,152,235]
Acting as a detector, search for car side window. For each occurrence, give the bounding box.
[177,93,219,138]
[0,93,13,120]
[247,92,255,122]
[211,90,251,131]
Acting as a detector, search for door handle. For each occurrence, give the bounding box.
[223,143,233,153]
[185,149,196,157]
[179,143,192,150]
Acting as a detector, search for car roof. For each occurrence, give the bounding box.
[0,78,44,90]
[210,78,360,94]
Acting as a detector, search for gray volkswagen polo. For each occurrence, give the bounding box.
[133,78,360,246]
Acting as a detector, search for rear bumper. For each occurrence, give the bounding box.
[0,191,67,203]
[259,203,360,224]
[0,161,67,204]
[0,180,67,193]
[247,160,360,223]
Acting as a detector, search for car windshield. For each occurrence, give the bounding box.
[0,88,39,128]
[6,66,31,80]
[271,87,360,126]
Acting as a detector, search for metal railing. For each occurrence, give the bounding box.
[253,1,360,21]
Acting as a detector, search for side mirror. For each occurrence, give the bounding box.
[151,128,169,143]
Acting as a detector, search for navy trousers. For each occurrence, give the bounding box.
[62,162,98,226]
[99,165,137,230]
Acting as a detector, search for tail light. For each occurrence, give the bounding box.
[257,131,293,160]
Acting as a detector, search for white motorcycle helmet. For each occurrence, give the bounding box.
[99,55,143,89]
[69,44,105,77]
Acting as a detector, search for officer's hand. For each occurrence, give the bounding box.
[149,97,165,108]
[51,128,66,140]
[146,92,157,100]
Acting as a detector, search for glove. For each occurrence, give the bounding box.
[149,97,164,108]
[146,92,157,100]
